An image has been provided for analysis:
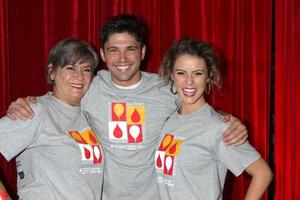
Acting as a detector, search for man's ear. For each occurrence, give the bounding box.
[100,48,106,62]
[141,45,146,60]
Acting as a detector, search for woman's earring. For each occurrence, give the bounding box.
[49,72,56,86]
[170,81,177,95]
[50,79,55,86]
[205,79,212,95]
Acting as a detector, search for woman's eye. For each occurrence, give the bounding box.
[195,72,203,76]
[66,66,76,71]
[83,68,92,73]
[176,72,185,75]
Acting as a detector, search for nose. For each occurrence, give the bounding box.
[74,70,84,80]
[119,51,126,62]
[185,74,193,84]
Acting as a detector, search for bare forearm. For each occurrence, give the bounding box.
[244,174,272,199]
[244,158,273,200]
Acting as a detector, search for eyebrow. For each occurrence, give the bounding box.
[106,44,139,50]
[82,65,92,68]
[127,45,139,48]
[106,46,117,51]
[69,63,92,68]
[174,69,207,75]
[193,69,206,72]
[174,69,206,72]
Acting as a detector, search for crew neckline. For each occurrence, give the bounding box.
[112,75,143,90]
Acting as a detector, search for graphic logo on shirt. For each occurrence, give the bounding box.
[68,128,103,164]
[155,134,183,175]
[109,102,144,143]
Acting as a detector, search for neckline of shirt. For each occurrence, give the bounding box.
[175,103,209,122]
[48,92,81,113]
[112,75,143,90]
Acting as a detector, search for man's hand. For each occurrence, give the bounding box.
[222,114,248,146]
[6,96,37,120]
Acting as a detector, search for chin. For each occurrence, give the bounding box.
[181,96,196,103]
[71,93,84,99]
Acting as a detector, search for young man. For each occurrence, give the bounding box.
[7,14,247,200]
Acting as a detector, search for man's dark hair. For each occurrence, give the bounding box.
[99,14,146,48]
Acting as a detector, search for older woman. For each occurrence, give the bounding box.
[0,38,104,200]
[155,37,273,200]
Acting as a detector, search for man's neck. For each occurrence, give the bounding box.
[112,75,143,90]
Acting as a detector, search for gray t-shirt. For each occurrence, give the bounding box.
[81,70,177,200]
[0,93,104,200]
[155,103,260,200]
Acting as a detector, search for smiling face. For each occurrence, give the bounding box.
[172,54,208,115]
[100,32,146,87]
[50,61,92,106]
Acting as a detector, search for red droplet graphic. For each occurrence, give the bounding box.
[131,109,140,123]
[89,131,97,143]
[93,146,102,164]
[84,147,91,159]
[169,143,177,154]
[156,154,162,168]
[113,124,123,138]
[69,131,87,144]
[98,150,102,163]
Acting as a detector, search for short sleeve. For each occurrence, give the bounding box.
[0,103,43,161]
[214,122,261,176]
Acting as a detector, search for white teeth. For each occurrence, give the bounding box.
[183,88,196,93]
[116,65,129,71]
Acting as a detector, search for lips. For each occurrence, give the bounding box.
[70,83,84,89]
[182,88,197,97]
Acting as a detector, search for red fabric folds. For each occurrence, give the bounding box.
[274,0,300,199]
[0,1,17,199]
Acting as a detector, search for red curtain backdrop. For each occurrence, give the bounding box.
[0,0,277,199]
[274,0,300,199]
[0,0,17,199]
